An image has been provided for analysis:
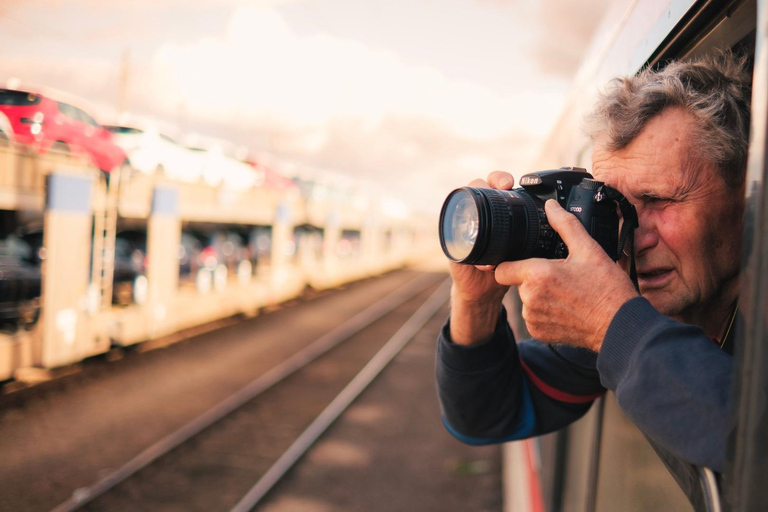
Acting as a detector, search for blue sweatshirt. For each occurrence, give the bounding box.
[436,297,735,507]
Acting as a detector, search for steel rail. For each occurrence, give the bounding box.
[230,278,451,512]
[51,272,442,512]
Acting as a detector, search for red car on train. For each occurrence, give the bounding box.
[0,87,127,173]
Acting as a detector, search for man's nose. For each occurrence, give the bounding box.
[633,209,659,254]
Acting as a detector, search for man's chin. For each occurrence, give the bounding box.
[640,290,687,319]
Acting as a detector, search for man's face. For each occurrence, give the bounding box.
[591,107,743,325]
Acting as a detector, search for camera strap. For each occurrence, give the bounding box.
[601,186,640,292]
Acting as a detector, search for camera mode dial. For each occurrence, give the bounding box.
[579,178,602,190]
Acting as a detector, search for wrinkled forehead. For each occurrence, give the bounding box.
[588,108,717,193]
[590,140,709,198]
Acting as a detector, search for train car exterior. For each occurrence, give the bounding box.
[0,141,432,383]
[504,0,767,511]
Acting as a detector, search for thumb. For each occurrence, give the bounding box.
[544,199,602,259]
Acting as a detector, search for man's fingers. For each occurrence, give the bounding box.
[465,171,514,191]
[494,260,530,286]
[487,170,515,190]
[544,200,602,258]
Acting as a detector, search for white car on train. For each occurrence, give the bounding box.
[184,134,264,190]
[105,124,202,183]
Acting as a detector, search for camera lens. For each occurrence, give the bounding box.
[441,189,479,261]
[439,186,544,265]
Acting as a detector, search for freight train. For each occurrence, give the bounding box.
[0,142,434,382]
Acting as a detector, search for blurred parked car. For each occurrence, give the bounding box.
[0,87,127,173]
[184,229,257,291]
[105,124,201,183]
[184,136,263,190]
[19,228,147,306]
[197,230,253,273]
[18,229,44,265]
[247,160,301,199]
[0,111,14,144]
[0,235,41,327]
[184,146,214,185]
[179,231,203,279]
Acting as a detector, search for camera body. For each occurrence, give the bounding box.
[439,167,621,265]
[519,167,620,260]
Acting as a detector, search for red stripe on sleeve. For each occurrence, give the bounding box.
[520,359,605,404]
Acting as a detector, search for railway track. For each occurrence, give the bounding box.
[49,273,451,512]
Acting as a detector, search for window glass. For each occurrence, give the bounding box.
[160,134,179,145]
[57,102,77,120]
[114,238,132,259]
[595,395,691,512]
[75,107,98,127]
[0,90,42,106]
[105,126,143,135]
[0,235,32,260]
[559,409,599,512]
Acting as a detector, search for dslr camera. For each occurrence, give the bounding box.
[439,167,627,266]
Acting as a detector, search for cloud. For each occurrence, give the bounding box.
[0,1,602,212]
[133,4,558,211]
[259,114,539,213]
[528,0,612,77]
[150,5,567,140]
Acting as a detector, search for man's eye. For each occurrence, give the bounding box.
[642,194,670,204]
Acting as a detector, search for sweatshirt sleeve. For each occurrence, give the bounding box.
[436,307,606,445]
[597,297,732,472]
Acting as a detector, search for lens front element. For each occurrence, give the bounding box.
[439,186,545,265]
[441,189,479,261]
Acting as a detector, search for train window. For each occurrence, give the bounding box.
[725,0,768,508]
[646,0,756,66]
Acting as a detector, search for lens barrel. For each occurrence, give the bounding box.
[439,186,546,265]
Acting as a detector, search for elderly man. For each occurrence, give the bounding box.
[436,50,750,508]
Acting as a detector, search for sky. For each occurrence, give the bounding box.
[0,0,611,214]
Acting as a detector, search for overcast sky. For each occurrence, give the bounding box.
[0,0,611,213]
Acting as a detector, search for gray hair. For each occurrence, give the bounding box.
[585,50,752,189]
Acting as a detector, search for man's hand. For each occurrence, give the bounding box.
[448,171,515,346]
[494,199,638,352]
